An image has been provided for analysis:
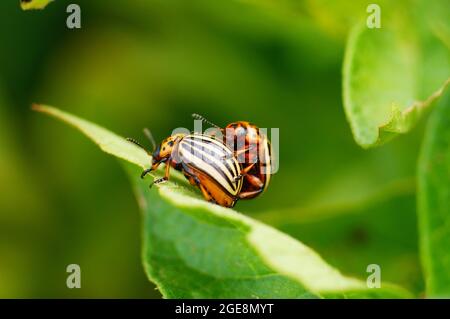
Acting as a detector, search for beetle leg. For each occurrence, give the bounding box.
[234,144,256,156]
[150,177,166,188]
[184,172,202,187]
[141,168,152,179]
[242,162,256,174]
[244,173,264,189]
[198,184,214,202]
[238,189,263,199]
[232,144,257,164]
[184,175,198,186]
[233,163,256,181]
[149,161,171,188]
[141,160,162,179]
[181,163,199,184]
[181,164,216,204]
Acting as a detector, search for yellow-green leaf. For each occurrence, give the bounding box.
[343,8,450,148]
[20,0,54,10]
[418,90,450,297]
[32,104,149,169]
[34,104,412,298]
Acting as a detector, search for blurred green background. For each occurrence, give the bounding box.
[0,0,426,297]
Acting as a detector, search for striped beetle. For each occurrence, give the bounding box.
[192,114,272,199]
[127,130,255,207]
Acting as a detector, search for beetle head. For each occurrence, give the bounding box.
[151,133,185,168]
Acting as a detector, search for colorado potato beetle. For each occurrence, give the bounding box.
[127,130,254,207]
[192,114,273,199]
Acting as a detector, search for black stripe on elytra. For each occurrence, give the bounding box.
[183,140,238,181]
[181,137,238,176]
[185,136,241,175]
[186,135,233,155]
[179,142,238,192]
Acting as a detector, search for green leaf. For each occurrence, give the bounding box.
[20,0,53,10]
[34,104,412,298]
[343,14,450,148]
[418,90,450,297]
[253,181,423,294]
[31,104,149,170]
[134,173,412,298]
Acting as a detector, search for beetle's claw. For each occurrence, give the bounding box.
[149,177,167,188]
[141,168,152,179]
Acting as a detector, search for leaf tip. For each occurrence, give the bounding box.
[31,103,43,112]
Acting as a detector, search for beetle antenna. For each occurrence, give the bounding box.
[126,137,152,156]
[192,113,221,129]
[143,128,156,152]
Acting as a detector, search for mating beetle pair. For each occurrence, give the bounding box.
[127,114,272,207]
